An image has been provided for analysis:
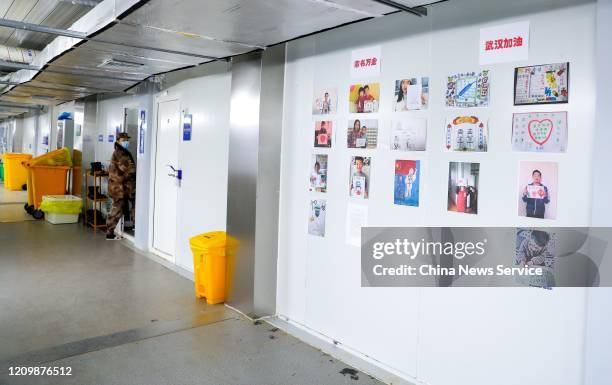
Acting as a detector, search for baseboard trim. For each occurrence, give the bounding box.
[266,315,419,385]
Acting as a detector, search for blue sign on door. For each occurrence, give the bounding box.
[139,110,146,155]
[98,134,104,142]
[183,114,192,141]
[108,134,115,143]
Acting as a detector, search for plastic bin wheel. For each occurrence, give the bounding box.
[26,205,34,214]
[21,184,27,191]
[23,203,29,211]
[32,210,44,220]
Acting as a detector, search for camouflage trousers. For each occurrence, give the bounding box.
[106,198,126,235]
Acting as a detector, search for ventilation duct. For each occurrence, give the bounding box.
[0,46,40,65]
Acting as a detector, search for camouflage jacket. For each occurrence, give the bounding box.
[108,142,136,200]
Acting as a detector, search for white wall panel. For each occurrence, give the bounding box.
[278,0,596,384]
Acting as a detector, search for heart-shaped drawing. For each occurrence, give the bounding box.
[528,119,554,145]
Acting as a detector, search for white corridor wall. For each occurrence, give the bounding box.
[277,0,596,385]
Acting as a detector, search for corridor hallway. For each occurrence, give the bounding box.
[0,195,380,385]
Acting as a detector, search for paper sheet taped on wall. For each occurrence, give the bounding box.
[346,203,368,247]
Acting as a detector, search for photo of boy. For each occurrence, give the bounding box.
[312,87,337,115]
[309,154,328,193]
[349,156,371,199]
[518,161,558,220]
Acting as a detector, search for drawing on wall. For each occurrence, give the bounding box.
[349,156,371,199]
[514,62,569,105]
[444,115,488,152]
[349,82,380,113]
[346,203,368,247]
[347,119,378,149]
[394,160,420,207]
[512,111,568,153]
[308,199,327,237]
[446,70,490,108]
[394,77,429,111]
[312,86,338,115]
[515,228,556,289]
[314,121,333,148]
[447,162,479,215]
[309,154,328,193]
[518,161,558,220]
[391,118,427,151]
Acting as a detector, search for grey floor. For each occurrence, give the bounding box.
[0,184,381,385]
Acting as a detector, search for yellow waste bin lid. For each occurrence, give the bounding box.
[189,231,239,251]
[2,153,32,160]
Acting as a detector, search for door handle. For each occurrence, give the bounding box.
[166,164,182,181]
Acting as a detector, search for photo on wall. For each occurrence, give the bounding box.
[347,119,378,149]
[514,228,557,289]
[447,162,479,215]
[518,161,558,220]
[446,70,490,108]
[309,154,328,193]
[394,160,420,207]
[514,62,569,105]
[308,199,327,237]
[349,82,380,113]
[512,111,568,153]
[349,156,371,199]
[314,121,333,148]
[391,118,427,151]
[444,115,488,152]
[312,86,338,115]
[393,77,429,111]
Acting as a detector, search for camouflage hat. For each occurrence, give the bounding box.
[117,132,131,141]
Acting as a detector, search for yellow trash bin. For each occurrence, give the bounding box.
[189,231,239,305]
[2,153,32,191]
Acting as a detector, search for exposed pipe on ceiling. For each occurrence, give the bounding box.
[0,18,218,60]
[370,0,428,16]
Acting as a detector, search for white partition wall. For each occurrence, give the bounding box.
[277,0,596,384]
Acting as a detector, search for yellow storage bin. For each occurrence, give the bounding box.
[189,231,239,305]
[30,165,70,209]
[2,153,32,191]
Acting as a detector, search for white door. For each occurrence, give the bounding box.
[153,99,180,261]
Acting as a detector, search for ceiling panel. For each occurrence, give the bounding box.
[33,70,138,92]
[119,0,393,48]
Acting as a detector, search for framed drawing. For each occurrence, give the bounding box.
[514,62,569,105]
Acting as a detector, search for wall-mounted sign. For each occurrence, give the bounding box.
[108,134,115,143]
[98,134,104,142]
[138,110,146,156]
[350,45,381,78]
[479,21,529,65]
[183,113,192,141]
[42,135,49,145]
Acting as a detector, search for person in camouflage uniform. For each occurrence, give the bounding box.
[106,133,136,240]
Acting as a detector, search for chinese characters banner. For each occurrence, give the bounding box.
[350,46,381,78]
[479,21,529,65]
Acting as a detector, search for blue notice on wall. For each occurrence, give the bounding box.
[138,110,146,155]
[42,135,49,145]
[98,134,104,142]
[108,134,115,143]
[183,114,192,141]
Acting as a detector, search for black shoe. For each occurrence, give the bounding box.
[106,234,121,240]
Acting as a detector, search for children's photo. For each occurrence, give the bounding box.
[393,77,429,111]
[447,162,479,214]
[309,154,328,193]
[308,199,327,237]
[390,118,427,151]
[314,120,332,148]
[515,228,557,288]
[349,82,380,113]
[312,86,337,115]
[444,115,488,152]
[349,156,371,199]
[347,119,378,149]
[518,161,558,220]
[394,160,420,207]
